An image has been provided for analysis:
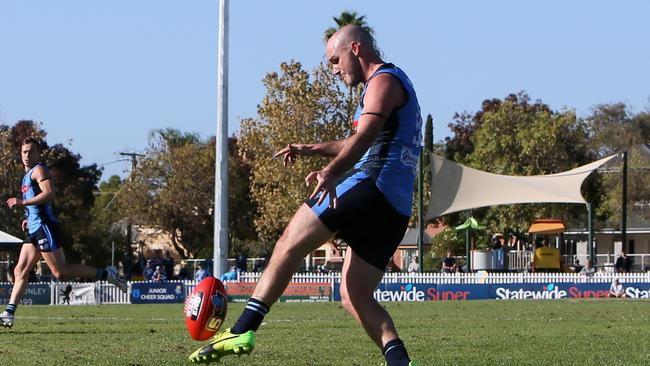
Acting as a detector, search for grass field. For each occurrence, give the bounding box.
[1,300,649,365]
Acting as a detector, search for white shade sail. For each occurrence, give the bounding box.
[426,154,618,219]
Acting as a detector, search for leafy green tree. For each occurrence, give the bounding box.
[443,92,597,233]
[117,129,258,258]
[238,61,357,246]
[118,129,214,258]
[585,104,650,227]
[227,137,260,256]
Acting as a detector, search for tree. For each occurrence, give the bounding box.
[444,92,597,233]
[585,104,650,227]
[422,114,434,208]
[117,129,258,258]
[118,129,214,258]
[324,10,374,42]
[238,61,357,246]
[227,137,260,256]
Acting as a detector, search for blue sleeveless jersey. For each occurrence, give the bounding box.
[22,164,57,234]
[351,63,422,215]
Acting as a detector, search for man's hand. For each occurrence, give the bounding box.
[305,168,338,209]
[6,197,23,209]
[21,220,28,232]
[274,144,311,167]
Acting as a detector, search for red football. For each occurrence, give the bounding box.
[184,276,228,341]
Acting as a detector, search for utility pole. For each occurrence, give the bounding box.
[119,151,145,255]
[621,150,628,253]
[119,152,145,182]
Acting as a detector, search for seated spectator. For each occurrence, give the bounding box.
[151,265,167,282]
[579,260,595,276]
[608,278,626,298]
[318,261,330,274]
[442,249,459,273]
[572,259,583,273]
[220,266,238,282]
[194,263,211,282]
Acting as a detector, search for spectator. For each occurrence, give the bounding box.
[442,249,459,273]
[162,251,175,280]
[580,260,596,277]
[195,263,211,282]
[235,252,248,273]
[151,265,166,282]
[318,261,331,274]
[149,249,163,269]
[142,260,154,280]
[572,259,583,273]
[615,251,632,273]
[492,234,504,250]
[608,278,626,298]
[178,262,191,280]
[407,256,420,272]
[220,265,238,282]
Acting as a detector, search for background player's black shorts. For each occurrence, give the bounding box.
[28,221,61,252]
[307,177,409,271]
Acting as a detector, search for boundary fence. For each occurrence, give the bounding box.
[2,272,649,305]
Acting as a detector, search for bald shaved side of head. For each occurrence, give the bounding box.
[331,24,379,56]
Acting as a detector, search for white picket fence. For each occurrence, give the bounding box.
[6,271,650,305]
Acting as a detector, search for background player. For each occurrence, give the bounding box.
[1,137,127,329]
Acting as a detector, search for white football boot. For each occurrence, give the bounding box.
[0,311,14,328]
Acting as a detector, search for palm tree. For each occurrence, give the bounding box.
[323,11,374,42]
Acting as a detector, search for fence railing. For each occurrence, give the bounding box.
[4,271,650,305]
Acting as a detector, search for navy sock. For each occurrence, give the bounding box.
[96,268,108,281]
[383,338,410,366]
[5,303,17,315]
[231,298,270,334]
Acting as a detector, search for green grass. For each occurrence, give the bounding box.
[1,300,650,365]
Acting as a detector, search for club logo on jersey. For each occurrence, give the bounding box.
[22,185,29,193]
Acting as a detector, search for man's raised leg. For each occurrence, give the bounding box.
[189,204,332,363]
[40,249,127,292]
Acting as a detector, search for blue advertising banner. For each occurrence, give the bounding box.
[436,284,491,301]
[0,283,50,305]
[131,282,185,304]
[335,281,650,302]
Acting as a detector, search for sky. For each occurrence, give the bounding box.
[1,1,649,181]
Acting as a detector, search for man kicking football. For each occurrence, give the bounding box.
[189,24,419,365]
[1,137,127,329]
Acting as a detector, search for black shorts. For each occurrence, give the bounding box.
[307,177,409,271]
[28,222,61,252]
